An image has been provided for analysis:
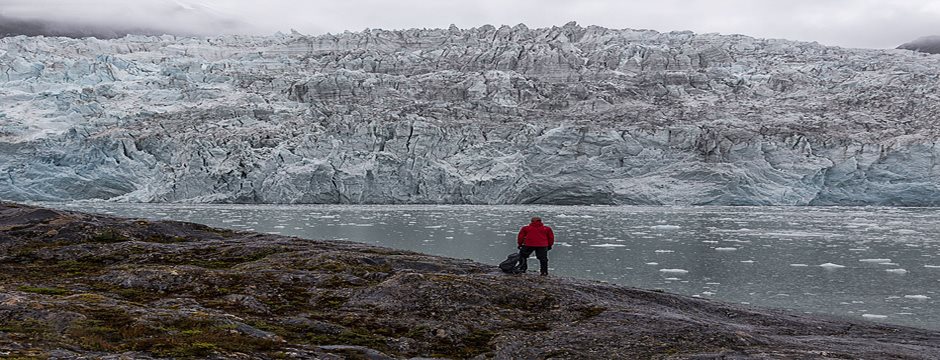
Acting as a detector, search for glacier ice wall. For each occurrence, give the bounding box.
[2,23,940,205]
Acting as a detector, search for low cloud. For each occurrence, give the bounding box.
[0,0,253,38]
[1,0,937,48]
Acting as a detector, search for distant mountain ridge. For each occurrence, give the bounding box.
[898,35,940,54]
[0,14,173,39]
[0,1,247,39]
[2,23,940,205]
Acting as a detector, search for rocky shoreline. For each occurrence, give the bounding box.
[2,202,940,359]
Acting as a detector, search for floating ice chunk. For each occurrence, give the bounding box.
[645,262,659,265]
[702,240,719,244]
[904,295,930,300]
[702,291,715,296]
[556,214,593,218]
[654,250,674,253]
[651,225,681,230]
[590,243,627,248]
[761,231,841,237]
[862,314,888,319]
[859,258,891,263]
[664,277,680,281]
[714,247,737,251]
[877,262,899,266]
[659,269,689,274]
[819,263,846,269]
[789,264,809,267]
[925,265,940,268]
[885,269,908,274]
[338,223,374,226]
[848,248,868,251]
[424,225,445,229]
[740,260,755,263]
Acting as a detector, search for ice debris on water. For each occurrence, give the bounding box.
[659,269,689,274]
[714,247,737,251]
[885,269,908,274]
[651,225,681,230]
[819,263,846,269]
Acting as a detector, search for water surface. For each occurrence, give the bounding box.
[46,203,940,330]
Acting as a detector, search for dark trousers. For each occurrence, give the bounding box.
[518,246,549,275]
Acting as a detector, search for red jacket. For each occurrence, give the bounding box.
[517,220,554,247]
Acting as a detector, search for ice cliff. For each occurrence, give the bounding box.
[2,22,940,205]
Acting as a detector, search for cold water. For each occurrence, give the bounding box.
[48,203,940,330]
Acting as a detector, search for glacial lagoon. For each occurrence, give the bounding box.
[46,203,940,330]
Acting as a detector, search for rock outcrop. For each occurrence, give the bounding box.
[2,202,940,358]
[2,23,940,205]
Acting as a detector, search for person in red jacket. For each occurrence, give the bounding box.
[516,216,555,276]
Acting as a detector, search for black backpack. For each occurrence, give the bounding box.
[499,252,524,274]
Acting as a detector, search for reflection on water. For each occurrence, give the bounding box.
[46,203,940,330]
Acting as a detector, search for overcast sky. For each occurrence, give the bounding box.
[2,0,938,48]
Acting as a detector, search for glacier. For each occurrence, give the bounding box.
[1,22,940,205]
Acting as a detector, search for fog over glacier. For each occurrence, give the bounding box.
[2,0,939,49]
[2,23,940,204]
